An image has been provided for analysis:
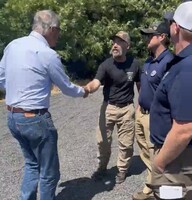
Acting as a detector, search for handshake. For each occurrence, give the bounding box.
[82,85,90,98]
[82,79,100,98]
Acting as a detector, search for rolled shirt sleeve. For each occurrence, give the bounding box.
[95,63,106,84]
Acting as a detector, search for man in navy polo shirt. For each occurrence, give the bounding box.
[150,2,192,199]
[133,22,173,200]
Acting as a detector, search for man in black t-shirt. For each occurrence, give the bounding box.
[85,31,141,184]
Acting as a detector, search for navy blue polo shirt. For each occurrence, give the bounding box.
[150,44,192,146]
[139,49,174,110]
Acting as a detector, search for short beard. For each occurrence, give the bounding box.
[110,48,123,59]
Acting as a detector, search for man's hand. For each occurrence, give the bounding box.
[83,86,90,98]
[152,120,192,174]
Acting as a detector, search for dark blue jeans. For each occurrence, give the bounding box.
[7,111,60,200]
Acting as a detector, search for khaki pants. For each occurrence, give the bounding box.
[96,101,135,172]
[135,108,154,194]
[151,147,192,199]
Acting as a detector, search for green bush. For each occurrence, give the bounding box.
[0,0,181,78]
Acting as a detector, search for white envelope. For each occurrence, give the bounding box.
[160,185,183,199]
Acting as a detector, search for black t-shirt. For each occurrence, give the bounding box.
[95,55,141,104]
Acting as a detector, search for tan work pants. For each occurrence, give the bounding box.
[135,108,154,194]
[150,147,192,199]
[96,101,135,172]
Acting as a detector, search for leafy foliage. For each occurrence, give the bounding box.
[0,0,181,78]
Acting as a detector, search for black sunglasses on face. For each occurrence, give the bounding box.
[50,26,61,32]
[142,33,161,39]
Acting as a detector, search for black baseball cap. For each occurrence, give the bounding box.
[140,21,170,36]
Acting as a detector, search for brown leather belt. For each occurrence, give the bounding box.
[7,105,48,114]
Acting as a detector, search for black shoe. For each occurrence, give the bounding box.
[91,168,107,181]
[115,171,126,184]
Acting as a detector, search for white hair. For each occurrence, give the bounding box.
[32,10,60,35]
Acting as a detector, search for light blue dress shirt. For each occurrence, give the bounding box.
[0,31,85,110]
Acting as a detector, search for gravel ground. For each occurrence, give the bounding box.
[0,88,146,200]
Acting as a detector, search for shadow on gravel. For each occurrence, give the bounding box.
[56,167,117,200]
[56,157,145,200]
[127,155,146,176]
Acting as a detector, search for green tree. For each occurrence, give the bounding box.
[0,0,181,78]
[0,0,9,54]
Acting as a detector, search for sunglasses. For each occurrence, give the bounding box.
[50,26,61,32]
[142,33,161,39]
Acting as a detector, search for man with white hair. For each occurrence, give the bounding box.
[149,1,192,199]
[0,10,88,200]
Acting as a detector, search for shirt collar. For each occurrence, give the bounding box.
[177,44,192,58]
[149,49,169,63]
[29,31,50,47]
[156,49,169,61]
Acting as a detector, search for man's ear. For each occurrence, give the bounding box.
[175,23,181,35]
[49,27,54,32]
[159,33,166,42]
[172,23,180,35]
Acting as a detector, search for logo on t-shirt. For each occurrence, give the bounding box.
[127,72,133,81]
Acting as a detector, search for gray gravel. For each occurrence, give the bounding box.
[0,88,146,200]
